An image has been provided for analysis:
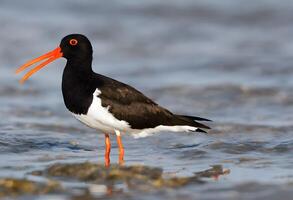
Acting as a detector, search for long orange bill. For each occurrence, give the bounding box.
[15,47,63,84]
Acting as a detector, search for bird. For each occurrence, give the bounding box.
[16,34,211,167]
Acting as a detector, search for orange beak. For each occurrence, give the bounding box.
[15,47,63,84]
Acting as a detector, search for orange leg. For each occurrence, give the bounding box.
[116,134,125,165]
[104,134,111,167]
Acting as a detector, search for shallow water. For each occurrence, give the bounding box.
[0,0,293,199]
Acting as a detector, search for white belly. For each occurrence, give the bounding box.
[73,111,197,137]
[72,89,130,134]
[72,89,198,137]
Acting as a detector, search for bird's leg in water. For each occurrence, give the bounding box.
[104,134,111,167]
[115,130,124,165]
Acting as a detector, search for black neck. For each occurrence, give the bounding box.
[66,56,93,76]
[61,57,96,115]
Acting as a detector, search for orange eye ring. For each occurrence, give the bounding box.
[69,39,78,46]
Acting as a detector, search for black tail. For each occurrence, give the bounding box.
[179,115,212,122]
[175,115,211,130]
[194,128,208,133]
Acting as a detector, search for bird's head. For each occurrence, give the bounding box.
[16,34,93,84]
[60,34,92,61]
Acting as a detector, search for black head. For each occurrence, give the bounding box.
[60,34,93,62]
[16,34,94,83]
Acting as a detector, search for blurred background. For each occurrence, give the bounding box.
[0,0,293,199]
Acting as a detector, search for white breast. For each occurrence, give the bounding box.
[73,89,130,134]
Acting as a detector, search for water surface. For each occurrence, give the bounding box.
[0,0,293,199]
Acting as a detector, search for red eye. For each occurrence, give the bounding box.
[69,39,78,46]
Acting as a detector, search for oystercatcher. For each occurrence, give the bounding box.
[16,34,211,166]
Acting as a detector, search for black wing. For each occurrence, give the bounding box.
[93,74,211,130]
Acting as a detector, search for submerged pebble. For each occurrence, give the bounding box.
[0,178,62,197]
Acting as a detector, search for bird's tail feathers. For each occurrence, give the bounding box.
[179,115,212,122]
[175,115,211,130]
[193,128,208,133]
